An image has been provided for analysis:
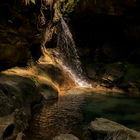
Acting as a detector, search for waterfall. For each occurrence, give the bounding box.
[55,17,91,87]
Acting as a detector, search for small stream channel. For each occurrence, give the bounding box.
[24,90,140,140]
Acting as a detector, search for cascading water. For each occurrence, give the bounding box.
[55,17,91,87]
[38,0,91,87]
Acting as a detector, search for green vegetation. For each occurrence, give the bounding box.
[30,76,39,86]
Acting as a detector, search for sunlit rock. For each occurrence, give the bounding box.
[36,63,75,90]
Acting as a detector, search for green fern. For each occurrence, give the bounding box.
[31,0,36,4]
[24,0,36,5]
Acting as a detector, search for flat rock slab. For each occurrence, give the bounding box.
[89,118,140,140]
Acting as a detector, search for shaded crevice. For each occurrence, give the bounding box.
[3,124,15,139]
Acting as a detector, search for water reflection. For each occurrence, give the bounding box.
[24,91,140,140]
[24,93,85,140]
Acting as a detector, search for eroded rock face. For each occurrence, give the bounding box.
[38,83,58,100]
[0,114,14,139]
[0,0,38,71]
[0,74,41,139]
[0,110,29,140]
[0,27,31,70]
[89,118,140,140]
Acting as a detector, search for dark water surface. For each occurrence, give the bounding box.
[24,91,140,140]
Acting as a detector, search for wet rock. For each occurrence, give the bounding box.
[37,64,66,87]
[38,83,58,100]
[89,118,140,140]
[53,134,79,140]
[37,63,75,90]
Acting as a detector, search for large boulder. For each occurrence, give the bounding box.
[0,65,61,139]
[89,118,140,140]
[53,134,79,140]
[0,73,42,140]
[36,63,75,90]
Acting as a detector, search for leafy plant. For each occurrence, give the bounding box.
[24,0,36,5]
[31,0,36,4]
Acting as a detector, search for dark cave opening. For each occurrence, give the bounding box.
[71,13,140,64]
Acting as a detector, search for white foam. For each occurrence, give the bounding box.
[55,17,92,88]
[60,62,92,88]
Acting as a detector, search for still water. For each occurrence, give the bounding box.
[24,90,140,140]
